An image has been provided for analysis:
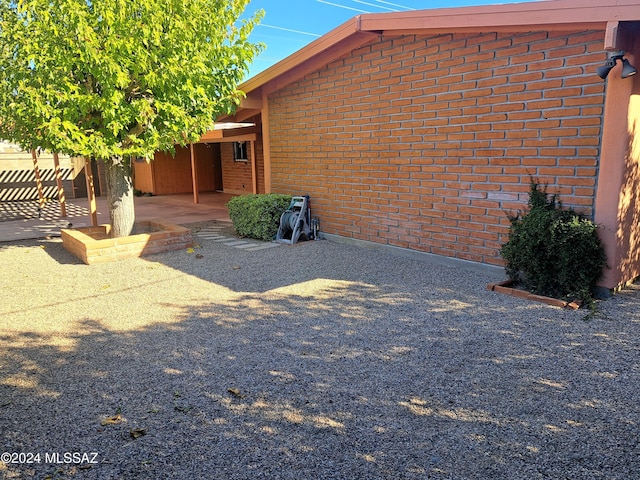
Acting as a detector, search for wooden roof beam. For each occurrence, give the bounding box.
[604,20,640,51]
[233,108,261,123]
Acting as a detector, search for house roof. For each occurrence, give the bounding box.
[226,0,640,121]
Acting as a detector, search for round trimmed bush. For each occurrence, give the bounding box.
[226,194,292,241]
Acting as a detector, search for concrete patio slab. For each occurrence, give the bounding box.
[0,192,234,243]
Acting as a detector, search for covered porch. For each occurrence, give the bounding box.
[132,122,265,201]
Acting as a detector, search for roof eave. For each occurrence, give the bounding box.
[359,0,640,33]
[240,17,371,94]
[239,0,640,97]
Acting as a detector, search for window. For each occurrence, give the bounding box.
[233,141,248,162]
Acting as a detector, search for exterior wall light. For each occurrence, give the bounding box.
[598,50,638,79]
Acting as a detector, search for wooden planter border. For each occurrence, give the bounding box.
[487,280,581,310]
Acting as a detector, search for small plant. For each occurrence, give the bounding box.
[226,194,292,241]
[501,179,606,305]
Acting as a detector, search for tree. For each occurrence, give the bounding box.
[0,0,263,237]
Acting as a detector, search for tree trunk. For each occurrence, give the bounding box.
[104,157,135,238]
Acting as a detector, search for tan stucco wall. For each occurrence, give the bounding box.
[0,141,84,200]
[595,41,640,289]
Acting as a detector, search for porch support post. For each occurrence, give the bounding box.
[250,140,257,194]
[261,90,272,193]
[30,149,45,214]
[84,157,98,226]
[52,152,67,217]
[190,143,199,204]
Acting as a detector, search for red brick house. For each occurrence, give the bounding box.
[138,0,640,291]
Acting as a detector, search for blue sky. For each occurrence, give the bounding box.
[243,0,527,78]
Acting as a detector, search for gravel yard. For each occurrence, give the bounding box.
[1,223,639,479]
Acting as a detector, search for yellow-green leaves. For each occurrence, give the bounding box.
[0,0,263,159]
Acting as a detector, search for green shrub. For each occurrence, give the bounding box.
[226,193,292,241]
[500,180,606,303]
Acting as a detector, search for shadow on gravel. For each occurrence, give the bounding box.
[2,272,640,478]
[0,236,83,265]
[1,238,640,479]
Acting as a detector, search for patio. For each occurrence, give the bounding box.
[0,192,234,243]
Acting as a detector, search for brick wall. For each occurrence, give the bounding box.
[268,30,606,265]
[221,134,266,194]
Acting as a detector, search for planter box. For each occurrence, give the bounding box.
[487,280,581,310]
[61,221,193,265]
